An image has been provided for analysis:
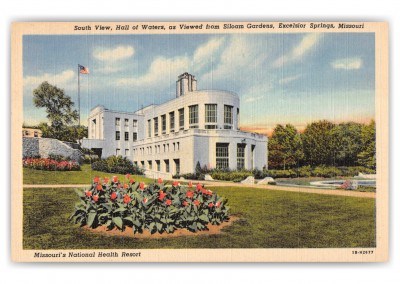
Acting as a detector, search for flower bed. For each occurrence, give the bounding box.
[23,158,80,171]
[70,176,230,234]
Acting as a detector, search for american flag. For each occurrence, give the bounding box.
[78,64,89,74]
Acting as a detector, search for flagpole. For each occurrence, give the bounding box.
[78,64,80,127]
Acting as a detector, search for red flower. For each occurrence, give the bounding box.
[203,189,212,196]
[130,179,135,184]
[123,194,132,204]
[159,190,167,201]
[182,201,189,207]
[93,176,100,184]
[110,192,117,200]
[172,181,180,187]
[193,200,200,206]
[188,181,193,187]
[85,191,92,197]
[165,199,172,206]
[125,173,130,180]
[196,183,203,192]
[139,182,145,190]
[112,176,118,183]
[123,183,128,189]
[216,201,221,207]
[93,195,99,202]
[143,197,148,204]
[96,184,103,191]
[103,177,109,184]
[186,190,194,198]
[157,178,163,184]
[208,202,214,208]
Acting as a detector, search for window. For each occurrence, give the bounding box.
[205,104,217,123]
[165,159,170,173]
[174,159,180,175]
[161,114,166,134]
[156,160,160,171]
[177,142,180,151]
[116,148,120,156]
[189,105,199,126]
[224,105,233,125]
[115,117,120,126]
[133,119,138,128]
[224,125,232,129]
[125,149,129,156]
[133,132,137,141]
[251,145,255,170]
[148,160,152,170]
[154,117,159,136]
[147,120,151,137]
[91,119,96,138]
[216,143,229,169]
[115,131,120,140]
[34,131,39,138]
[125,132,129,141]
[205,125,217,129]
[124,118,129,127]
[169,111,175,132]
[178,108,184,130]
[237,144,246,170]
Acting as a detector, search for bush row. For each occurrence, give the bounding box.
[23,158,80,171]
[91,155,144,175]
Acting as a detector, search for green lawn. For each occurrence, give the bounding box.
[23,164,153,184]
[23,186,376,249]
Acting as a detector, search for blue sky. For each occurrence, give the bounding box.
[23,32,375,134]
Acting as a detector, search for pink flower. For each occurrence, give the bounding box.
[193,200,200,206]
[139,182,145,190]
[96,184,103,191]
[93,176,100,184]
[110,192,117,200]
[123,183,128,189]
[130,179,135,184]
[196,183,203,192]
[125,173,131,180]
[216,201,221,207]
[208,202,214,208]
[188,181,193,187]
[103,177,109,184]
[85,191,92,197]
[93,195,99,202]
[112,176,118,183]
[172,181,180,187]
[165,199,172,206]
[158,178,163,184]
[186,191,194,198]
[182,201,189,207]
[123,194,131,204]
[143,197,148,204]
[159,190,167,201]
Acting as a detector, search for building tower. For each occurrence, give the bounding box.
[176,72,197,97]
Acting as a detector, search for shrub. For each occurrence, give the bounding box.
[312,166,341,178]
[70,177,230,234]
[83,155,100,164]
[339,166,376,177]
[23,158,80,171]
[48,154,68,162]
[268,169,297,178]
[211,171,253,182]
[91,155,143,175]
[295,166,312,177]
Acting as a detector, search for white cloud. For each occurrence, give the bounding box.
[193,37,225,70]
[273,34,321,68]
[330,57,363,70]
[244,95,264,103]
[278,74,301,85]
[23,69,75,88]
[117,56,190,87]
[93,45,135,61]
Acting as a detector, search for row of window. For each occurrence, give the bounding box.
[115,131,138,141]
[134,159,181,175]
[133,142,180,156]
[115,118,138,128]
[147,104,235,137]
[215,143,255,170]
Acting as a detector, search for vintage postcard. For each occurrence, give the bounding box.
[11,21,388,262]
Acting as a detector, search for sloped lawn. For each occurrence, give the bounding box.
[23,186,375,249]
[23,164,153,184]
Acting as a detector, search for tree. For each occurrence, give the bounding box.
[33,81,79,141]
[357,120,376,169]
[331,122,363,166]
[301,120,335,166]
[268,124,303,169]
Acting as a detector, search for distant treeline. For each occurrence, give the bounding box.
[268,120,376,170]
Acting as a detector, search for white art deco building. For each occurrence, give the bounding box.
[82,73,268,179]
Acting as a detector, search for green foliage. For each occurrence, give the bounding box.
[267,169,297,178]
[357,120,376,169]
[211,171,254,182]
[38,123,88,143]
[331,122,363,166]
[48,154,68,162]
[91,155,143,175]
[268,124,303,170]
[312,166,341,178]
[70,179,230,234]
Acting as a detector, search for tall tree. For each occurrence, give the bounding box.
[268,124,303,169]
[301,120,335,166]
[33,81,78,141]
[357,120,376,169]
[331,122,363,166]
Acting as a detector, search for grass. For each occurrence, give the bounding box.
[23,164,153,185]
[23,186,376,249]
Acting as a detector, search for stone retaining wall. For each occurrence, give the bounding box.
[23,137,83,163]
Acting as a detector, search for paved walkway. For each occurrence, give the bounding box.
[23,181,375,198]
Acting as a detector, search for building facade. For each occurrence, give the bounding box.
[82,73,268,178]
